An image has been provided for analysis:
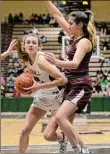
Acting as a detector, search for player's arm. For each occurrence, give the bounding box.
[44,1,71,36]
[37,54,68,89]
[45,38,92,69]
[24,54,67,92]
[1,51,10,60]
[1,40,17,60]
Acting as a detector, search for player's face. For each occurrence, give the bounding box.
[24,36,39,55]
[68,16,80,36]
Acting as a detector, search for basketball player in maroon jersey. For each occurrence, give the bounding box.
[43,1,96,153]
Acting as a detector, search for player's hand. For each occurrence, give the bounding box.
[23,80,41,93]
[14,85,32,95]
[7,39,17,55]
[44,52,57,65]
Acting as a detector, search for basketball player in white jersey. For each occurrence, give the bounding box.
[17,32,68,153]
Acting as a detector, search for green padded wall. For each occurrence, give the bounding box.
[1,97,110,112]
[1,97,33,112]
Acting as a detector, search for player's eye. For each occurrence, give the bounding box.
[32,41,37,44]
[26,41,30,44]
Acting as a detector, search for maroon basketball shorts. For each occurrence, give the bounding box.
[63,83,93,113]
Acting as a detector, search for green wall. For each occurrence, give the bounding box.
[1,97,110,112]
[91,97,110,111]
[1,97,33,112]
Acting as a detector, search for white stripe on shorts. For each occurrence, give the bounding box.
[71,89,85,105]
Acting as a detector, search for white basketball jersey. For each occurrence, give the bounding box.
[32,51,54,83]
[31,52,60,97]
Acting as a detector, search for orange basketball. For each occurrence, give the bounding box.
[15,71,34,93]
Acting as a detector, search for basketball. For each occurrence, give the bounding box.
[15,71,34,93]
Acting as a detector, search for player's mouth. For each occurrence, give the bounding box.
[28,48,33,52]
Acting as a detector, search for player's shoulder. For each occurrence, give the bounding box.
[36,51,45,61]
[37,51,44,57]
[79,38,91,44]
[78,38,92,50]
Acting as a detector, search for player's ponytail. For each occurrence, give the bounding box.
[85,11,96,46]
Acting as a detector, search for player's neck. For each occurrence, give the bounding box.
[74,35,84,41]
[29,54,36,64]
[74,31,84,41]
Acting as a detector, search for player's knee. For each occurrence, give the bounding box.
[20,127,31,137]
[55,114,64,125]
[43,131,54,141]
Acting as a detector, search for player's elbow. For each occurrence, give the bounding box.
[72,61,79,69]
[59,76,68,86]
[74,62,79,69]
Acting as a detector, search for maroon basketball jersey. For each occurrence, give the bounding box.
[65,37,92,86]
